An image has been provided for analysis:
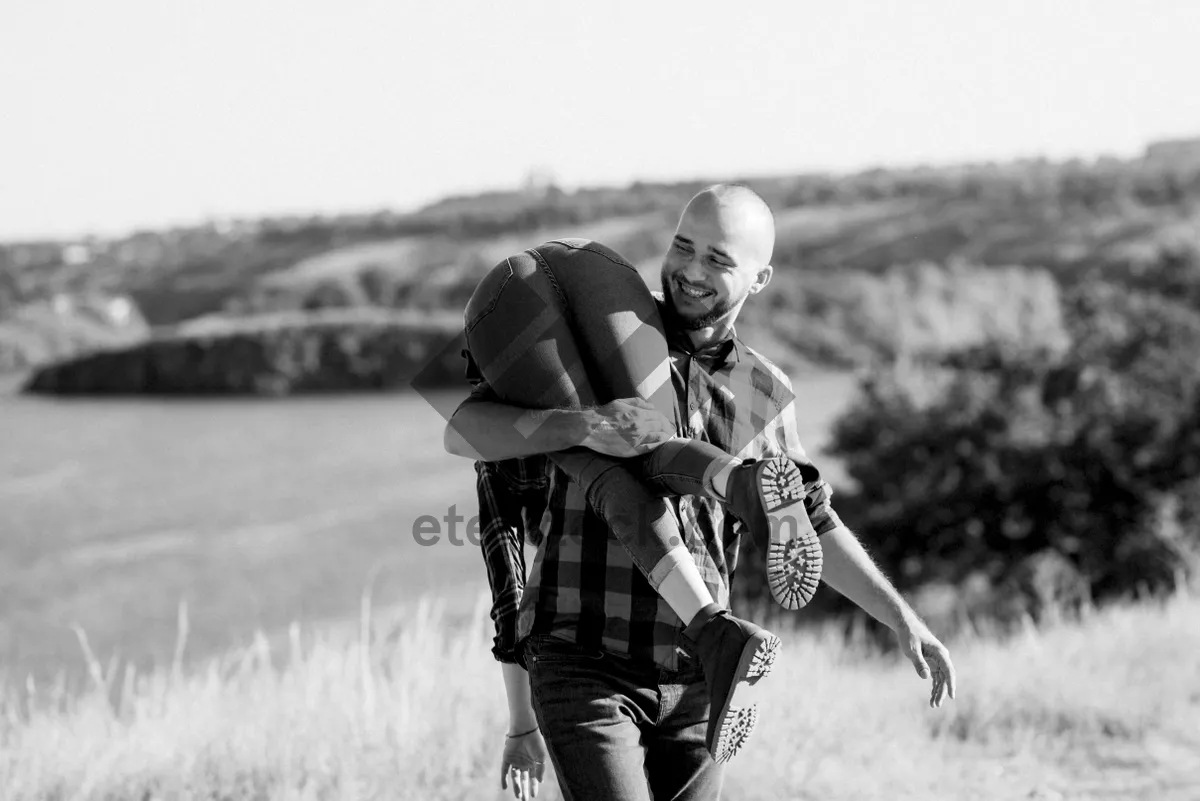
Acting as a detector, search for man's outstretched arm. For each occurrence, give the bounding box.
[443,387,676,462]
[820,525,958,708]
[768,396,957,707]
[444,396,584,461]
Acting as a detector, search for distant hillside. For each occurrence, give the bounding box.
[3,141,1199,379]
[0,292,148,373]
[22,308,465,396]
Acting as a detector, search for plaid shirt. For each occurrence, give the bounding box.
[464,298,844,670]
[473,456,550,664]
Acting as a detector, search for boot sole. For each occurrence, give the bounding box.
[711,633,781,764]
[759,457,824,611]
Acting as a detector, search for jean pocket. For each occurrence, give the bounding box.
[526,638,606,664]
[464,258,514,334]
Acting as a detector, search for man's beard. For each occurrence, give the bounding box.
[661,274,739,331]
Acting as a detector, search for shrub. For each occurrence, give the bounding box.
[760,262,1070,369]
[792,282,1200,623]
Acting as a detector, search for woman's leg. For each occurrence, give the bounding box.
[463,241,717,622]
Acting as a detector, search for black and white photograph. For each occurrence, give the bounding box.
[2,2,1198,799]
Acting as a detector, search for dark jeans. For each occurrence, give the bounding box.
[463,238,737,586]
[524,636,724,801]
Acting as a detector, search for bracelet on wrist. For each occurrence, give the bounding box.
[506,725,539,739]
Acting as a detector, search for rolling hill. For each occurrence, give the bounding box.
[3,141,1198,381]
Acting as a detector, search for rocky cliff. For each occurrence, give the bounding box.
[22,309,468,396]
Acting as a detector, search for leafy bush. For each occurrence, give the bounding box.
[807,282,1200,623]
[758,261,1070,368]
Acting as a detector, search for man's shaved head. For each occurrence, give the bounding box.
[660,183,778,339]
[684,184,776,265]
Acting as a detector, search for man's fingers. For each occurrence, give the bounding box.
[621,397,673,425]
[637,417,673,437]
[612,396,657,414]
[500,762,508,790]
[911,652,930,680]
[924,643,956,707]
[910,639,930,679]
[636,433,672,451]
[938,649,957,701]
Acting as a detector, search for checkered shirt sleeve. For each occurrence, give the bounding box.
[474,458,548,665]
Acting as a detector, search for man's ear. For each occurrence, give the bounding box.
[748,263,774,294]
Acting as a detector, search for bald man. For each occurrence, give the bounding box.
[447,184,956,801]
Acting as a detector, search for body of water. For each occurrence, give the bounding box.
[0,373,858,684]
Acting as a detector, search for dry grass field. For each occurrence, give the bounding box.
[1,588,1196,801]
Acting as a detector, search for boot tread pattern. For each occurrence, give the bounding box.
[762,456,824,611]
[758,457,807,512]
[745,636,780,680]
[768,536,824,610]
[714,706,759,764]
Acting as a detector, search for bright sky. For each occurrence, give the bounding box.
[2,0,1197,242]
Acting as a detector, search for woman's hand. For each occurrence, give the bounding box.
[501,727,548,800]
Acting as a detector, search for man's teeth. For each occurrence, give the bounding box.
[679,282,713,298]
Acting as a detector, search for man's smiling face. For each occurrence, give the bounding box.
[660,188,775,335]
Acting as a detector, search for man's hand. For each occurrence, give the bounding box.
[580,398,675,458]
[501,728,548,800]
[816,526,957,708]
[897,616,957,708]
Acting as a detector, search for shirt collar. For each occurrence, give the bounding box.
[657,296,744,369]
[687,335,743,370]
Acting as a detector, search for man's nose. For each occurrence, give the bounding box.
[679,256,707,283]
